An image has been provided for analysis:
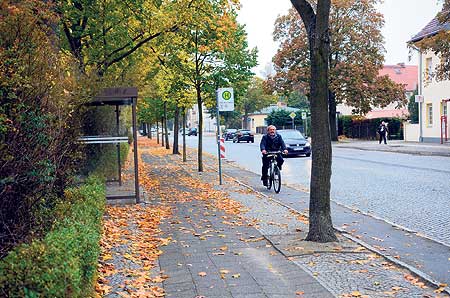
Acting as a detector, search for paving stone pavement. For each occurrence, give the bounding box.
[123,146,450,298]
[142,152,333,298]
[197,150,450,297]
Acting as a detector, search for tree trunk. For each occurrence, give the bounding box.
[173,106,180,154]
[156,121,159,144]
[291,0,337,243]
[148,123,152,139]
[196,86,203,172]
[182,108,187,162]
[329,91,338,141]
[163,103,170,150]
[243,113,249,130]
[161,117,165,147]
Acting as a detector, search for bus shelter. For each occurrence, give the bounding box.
[80,87,140,203]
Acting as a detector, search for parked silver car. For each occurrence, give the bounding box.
[277,130,311,157]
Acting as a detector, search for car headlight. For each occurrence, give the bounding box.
[305,142,311,147]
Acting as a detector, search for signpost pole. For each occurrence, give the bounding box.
[215,90,223,185]
[300,111,308,137]
[216,87,234,186]
[306,118,308,137]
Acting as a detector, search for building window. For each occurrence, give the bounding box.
[426,103,433,126]
[425,57,433,81]
[442,102,448,116]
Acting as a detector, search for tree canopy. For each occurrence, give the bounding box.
[153,0,256,171]
[268,0,406,116]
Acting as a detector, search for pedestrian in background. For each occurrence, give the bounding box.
[377,121,388,144]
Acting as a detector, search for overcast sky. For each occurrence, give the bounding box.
[237,0,443,77]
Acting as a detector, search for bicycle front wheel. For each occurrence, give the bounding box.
[267,165,273,190]
[273,166,281,193]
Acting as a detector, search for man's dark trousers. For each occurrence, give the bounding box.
[261,154,284,180]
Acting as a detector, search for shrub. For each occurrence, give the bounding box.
[0,0,86,254]
[0,176,105,298]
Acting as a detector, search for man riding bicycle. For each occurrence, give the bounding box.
[260,125,288,186]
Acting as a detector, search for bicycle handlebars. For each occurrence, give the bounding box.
[263,151,285,156]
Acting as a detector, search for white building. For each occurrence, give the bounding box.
[186,103,216,133]
[409,17,450,143]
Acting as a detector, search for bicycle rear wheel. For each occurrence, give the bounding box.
[273,166,281,193]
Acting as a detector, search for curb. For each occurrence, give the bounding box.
[334,145,450,158]
[214,165,450,296]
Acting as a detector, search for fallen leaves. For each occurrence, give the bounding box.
[96,204,171,297]
[96,141,173,297]
[404,273,428,289]
[239,236,265,243]
[340,291,370,298]
[435,283,448,294]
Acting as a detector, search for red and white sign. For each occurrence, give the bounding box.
[220,138,226,159]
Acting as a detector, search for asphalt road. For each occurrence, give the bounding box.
[182,134,450,247]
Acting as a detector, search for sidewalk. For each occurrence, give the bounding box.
[99,139,449,298]
[333,139,450,157]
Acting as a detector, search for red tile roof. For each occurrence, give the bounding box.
[365,109,409,119]
[379,64,418,91]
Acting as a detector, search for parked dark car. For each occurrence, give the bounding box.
[187,127,197,136]
[277,129,311,157]
[233,129,254,143]
[222,128,238,141]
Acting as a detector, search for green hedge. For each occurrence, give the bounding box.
[0,176,105,298]
[338,116,404,140]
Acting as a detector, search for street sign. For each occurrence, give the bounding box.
[301,111,307,119]
[289,112,296,119]
[415,95,424,103]
[217,88,234,111]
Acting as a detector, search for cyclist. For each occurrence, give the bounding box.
[260,125,288,186]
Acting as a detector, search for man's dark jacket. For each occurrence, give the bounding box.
[260,133,287,152]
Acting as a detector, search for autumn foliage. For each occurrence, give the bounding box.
[0,0,86,255]
[268,0,406,115]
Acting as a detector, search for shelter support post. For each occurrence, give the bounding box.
[132,97,140,203]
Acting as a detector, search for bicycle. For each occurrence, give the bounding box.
[265,151,282,193]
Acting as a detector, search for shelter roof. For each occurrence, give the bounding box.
[90,87,138,106]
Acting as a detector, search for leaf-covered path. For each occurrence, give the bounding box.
[95,138,332,297]
[95,138,449,298]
